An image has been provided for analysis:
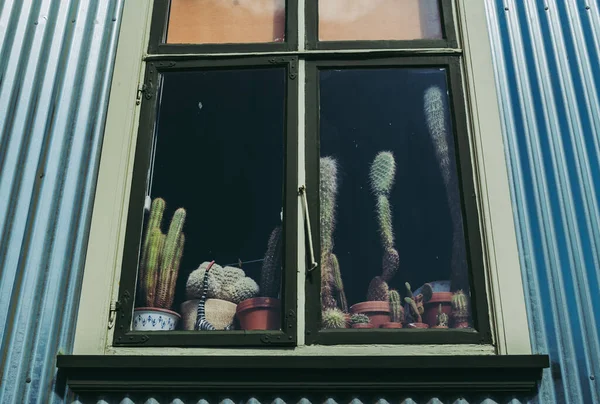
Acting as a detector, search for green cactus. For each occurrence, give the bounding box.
[425,86,468,292]
[389,289,404,323]
[367,152,399,301]
[320,157,346,312]
[322,308,347,329]
[349,313,370,325]
[451,290,470,326]
[404,297,422,323]
[436,303,449,327]
[259,226,283,298]
[186,262,258,304]
[138,198,186,310]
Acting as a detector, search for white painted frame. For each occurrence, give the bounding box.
[73,0,531,357]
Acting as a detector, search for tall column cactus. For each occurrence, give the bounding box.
[320,157,347,313]
[367,151,399,301]
[389,289,403,323]
[425,86,468,292]
[138,197,186,310]
[260,225,283,298]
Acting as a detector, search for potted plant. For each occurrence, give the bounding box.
[451,290,470,328]
[320,157,348,328]
[350,152,399,327]
[420,280,454,328]
[133,198,185,331]
[181,261,258,330]
[380,289,404,328]
[236,225,283,330]
[404,282,430,329]
[432,304,449,329]
[349,314,373,329]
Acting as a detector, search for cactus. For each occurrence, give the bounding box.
[389,289,404,323]
[425,86,468,292]
[404,297,422,323]
[322,308,347,329]
[436,303,449,327]
[138,198,186,310]
[186,262,258,304]
[367,152,400,301]
[451,290,470,327]
[320,157,346,311]
[259,226,283,298]
[349,313,370,325]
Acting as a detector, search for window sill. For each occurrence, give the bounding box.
[57,354,549,394]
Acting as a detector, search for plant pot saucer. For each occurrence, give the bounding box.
[351,323,374,329]
[407,322,429,329]
[380,322,403,329]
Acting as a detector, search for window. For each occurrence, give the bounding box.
[72,0,533,356]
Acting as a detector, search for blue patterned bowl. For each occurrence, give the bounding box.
[133,307,181,331]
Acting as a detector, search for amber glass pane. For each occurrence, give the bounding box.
[167,0,285,44]
[319,68,473,331]
[318,0,442,41]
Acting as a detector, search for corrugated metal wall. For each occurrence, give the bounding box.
[1,0,600,403]
[486,0,600,403]
[0,0,124,403]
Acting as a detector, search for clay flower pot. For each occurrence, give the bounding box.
[350,301,391,328]
[180,298,237,330]
[453,320,470,329]
[236,297,280,330]
[380,322,403,329]
[133,307,181,331]
[407,322,429,329]
[351,323,374,329]
[432,325,448,329]
[423,291,453,327]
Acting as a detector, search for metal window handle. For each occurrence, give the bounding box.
[299,185,318,272]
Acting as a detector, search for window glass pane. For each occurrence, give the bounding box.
[319,67,473,331]
[167,0,286,44]
[318,0,442,41]
[133,67,286,332]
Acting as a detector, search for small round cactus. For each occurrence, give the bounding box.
[436,303,449,327]
[349,313,370,325]
[322,308,347,329]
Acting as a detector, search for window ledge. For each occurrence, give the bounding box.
[57,354,549,394]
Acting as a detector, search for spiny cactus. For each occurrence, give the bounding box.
[436,303,449,327]
[186,262,258,304]
[451,290,470,326]
[320,157,346,312]
[138,198,186,309]
[322,308,347,329]
[349,313,370,325]
[425,86,468,292]
[389,289,404,323]
[404,297,422,323]
[259,226,283,298]
[367,152,399,301]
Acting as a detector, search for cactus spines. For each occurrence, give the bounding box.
[260,226,283,298]
[367,152,399,301]
[186,262,258,304]
[138,198,186,310]
[320,157,346,312]
[425,86,468,292]
[436,303,449,327]
[322,308,347,329]
[389,289,404,323]
[350,313,370,325]
[451,290,470,327]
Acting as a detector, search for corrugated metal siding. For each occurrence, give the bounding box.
[1,0,600,403]
[0,0,124,403]
[486,0,600,403]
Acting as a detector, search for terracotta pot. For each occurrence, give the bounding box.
[133,307,180,331]
[351,323,374,329]
[350,301,391,328]
[423,291,453,327]
[407,322,429,329]
[236,297,280,330]
[380,322,403,329]
[180,299,237,330]
[432,325,448,329]
[453,321,470,329]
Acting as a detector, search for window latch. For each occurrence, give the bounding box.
[108,300,121,329]
[299,185,318,272]
[136,84,147,105]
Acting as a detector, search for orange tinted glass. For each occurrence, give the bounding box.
[318,0,442,41]
[167,0,285,44]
